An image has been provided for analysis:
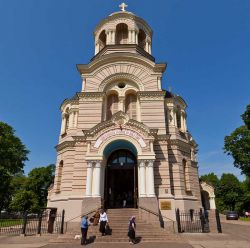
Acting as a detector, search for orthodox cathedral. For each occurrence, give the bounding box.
[47,3,211,228]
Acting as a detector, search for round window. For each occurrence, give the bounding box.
[118,82,126,89]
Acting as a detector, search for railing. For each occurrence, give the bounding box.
[0,209,65,236]
[138,206,175,231]
[176,208,209,233]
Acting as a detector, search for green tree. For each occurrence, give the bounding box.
[26,164,55,207]
[0,122,29,174]
[0,168,12,213]
[10,190,39,213]
[224,104,250,176]
[200,173,220,188]
[0,122,29,211]
[217,173,243,211]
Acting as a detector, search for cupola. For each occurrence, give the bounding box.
[94,3,153,55]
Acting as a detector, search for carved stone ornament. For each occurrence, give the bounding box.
[77,92,105,101]
[56,141,75,152]
[137,91,166,101]
[111,111,129,126]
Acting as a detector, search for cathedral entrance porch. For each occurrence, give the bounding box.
[104,149,138,209]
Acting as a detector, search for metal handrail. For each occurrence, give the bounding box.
[66,208,97,223]
[138,205,175,223]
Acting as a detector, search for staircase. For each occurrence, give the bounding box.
[50,208,180,243]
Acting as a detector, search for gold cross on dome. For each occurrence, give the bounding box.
[119,2,128,12]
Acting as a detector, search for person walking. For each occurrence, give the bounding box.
[99,209,108,236]
[128,216,136,244]
[93,209,100,225]
[80,215,89,245]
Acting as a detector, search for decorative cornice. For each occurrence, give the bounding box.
[156,134,170,141]
[60,95,79,111]
[56,141,75,152]
[99,72,144,91]
[72,136,87,142]
[137,91,166,101]
[77,92,105,101]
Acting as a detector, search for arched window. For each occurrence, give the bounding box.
[99,30,106,50]
[107,93,119,120]
[138,29,146,49]
[125,93,137,120]
[116,23,128,44]
[56,160,63,192]
[176,108,181,129]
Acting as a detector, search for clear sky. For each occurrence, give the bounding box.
[0,0,249,180]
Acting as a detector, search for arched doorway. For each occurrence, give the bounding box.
[104,149,138,209]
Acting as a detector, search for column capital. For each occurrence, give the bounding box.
[138,160,146,167]
[146,160,155,167]
[87,161,93,168]
[94,160,102,167]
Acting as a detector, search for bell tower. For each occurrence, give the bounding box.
[94,3,152,55]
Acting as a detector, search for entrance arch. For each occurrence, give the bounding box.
[103,140,138,209]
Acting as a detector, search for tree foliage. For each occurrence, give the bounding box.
[26,164,55,207]
[0,122,29,174]
[10,190,39,213]
[200,173,248,212]
[224,104,250,176]
[200,173,219,188]
[217,173,243,211]
[0,122,29,211]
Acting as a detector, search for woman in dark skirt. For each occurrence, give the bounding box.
[99,209,108,236]
[128,216,136,244]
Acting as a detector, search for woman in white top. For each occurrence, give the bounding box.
[99,209,108,236]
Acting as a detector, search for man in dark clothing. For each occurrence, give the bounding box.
[81,215,89,245]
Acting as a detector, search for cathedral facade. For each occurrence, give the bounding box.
[48,4,202,226]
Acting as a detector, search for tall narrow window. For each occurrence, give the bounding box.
[176,108,181,129]
[116,23,128,44]
[125,93,137,120]
[107,94,119,120]
[56,160,63,192]
[99,30,106,50]
[138,29,146,49]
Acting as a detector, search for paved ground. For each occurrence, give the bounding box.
[1,220,250,248]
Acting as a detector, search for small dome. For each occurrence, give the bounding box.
[94,3,152,56]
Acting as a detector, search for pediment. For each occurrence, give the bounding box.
[82,111,158,139]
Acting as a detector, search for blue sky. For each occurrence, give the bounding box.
[0,0,249,180]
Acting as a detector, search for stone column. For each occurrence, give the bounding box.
[135,31,138,44]
[112,30,116,44]
[69,111,74,129]
[60,115,66,134]
[180,111,185,131]
[209,196,216,209]
[145,41,149,52]
[139,160,146,197]
[132,30,135,43]
[86,162,93,196]
[173,108,177,127]
[146,160,155,196]
[74,111,78,127]
[128,30,132,43]
[148,43,151,54]
[167,107,175,127]
[119,96,125,111]
[92,161,101,197]
[82,78,86,92]
[183,113,187,132]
